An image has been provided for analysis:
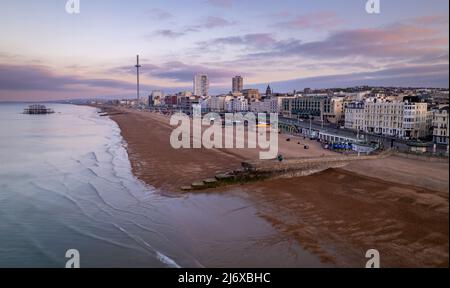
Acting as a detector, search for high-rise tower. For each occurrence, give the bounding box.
[135,55,142,103]
[194,74,209,97]
[232,76,243,93]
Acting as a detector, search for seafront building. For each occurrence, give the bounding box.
[119,99,137,106]
[344,97,430,140]
[250,97,280,114]
[344,102,365,131]
[323,97,344,125]
[164,95,178,108]
[433,105,449,145]
[363,99,406,137]
[148,90,164,106]
[281,94,344,124]
[135,84,447,143]
[282,95,323,118]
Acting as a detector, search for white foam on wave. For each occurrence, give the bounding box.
[156,251,181,268]
[1,104,194,267]
[113,223,181,268]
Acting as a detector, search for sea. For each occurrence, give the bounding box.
[0,103,323,268]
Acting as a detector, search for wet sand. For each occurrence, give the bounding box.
[227,169,448,267]
[343,156,449,193]
[105,106,449,267]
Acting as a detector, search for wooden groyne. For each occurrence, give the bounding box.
[95,106,126,117]
[182,151,391,191]
[241,154,382,176]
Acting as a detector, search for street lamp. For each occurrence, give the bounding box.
[321,116,324,130]
[309,115,315,138]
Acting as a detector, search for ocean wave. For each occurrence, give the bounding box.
[63,222,144,253]
[156,251,181,268]
[0,104,185,267]
[84,152,99,164]
[112,223,181,268]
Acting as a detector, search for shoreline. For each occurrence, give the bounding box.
[100,105,448,267]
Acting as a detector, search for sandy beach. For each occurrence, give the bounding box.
[105,105,448,267]
[107,106,336,192]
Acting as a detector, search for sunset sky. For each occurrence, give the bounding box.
[0,0,448,101]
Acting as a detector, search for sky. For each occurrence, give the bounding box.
[0,0,448,101]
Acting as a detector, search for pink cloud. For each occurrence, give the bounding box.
[412,15,449,26]
[246,18,448,62]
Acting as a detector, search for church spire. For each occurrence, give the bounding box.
[266,85,272,96]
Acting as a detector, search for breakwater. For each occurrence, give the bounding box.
[183,153,389,191]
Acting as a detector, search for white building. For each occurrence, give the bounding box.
[149,90,164,106]
[433,106,449,145]
[210,95,226,112]
[199,96,211,111]
[119,99,137,106]
[323,97,344,124]
[364,99,405,138]
[268,97,280,113]
[344,98,430,140]
[249,100,267,113]
[225,96,248,112]
[234,97,249,112]
[194,74,209,97]
[342,91,371,101]
[344,102,365,131]
[402,100,429,139]
[249,97,280,114]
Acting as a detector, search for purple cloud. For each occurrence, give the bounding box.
[146,8,173,20]
[275,12,344,30]
[113,61,242,83]
[203,16,236,28]
[201,33,276,48]
[149,61,241,83]
[262,64,449,90]
[153,29,186,38]
[152,16,235,38]
[0,64,142,92]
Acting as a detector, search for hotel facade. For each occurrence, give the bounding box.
[344,98,431,140]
